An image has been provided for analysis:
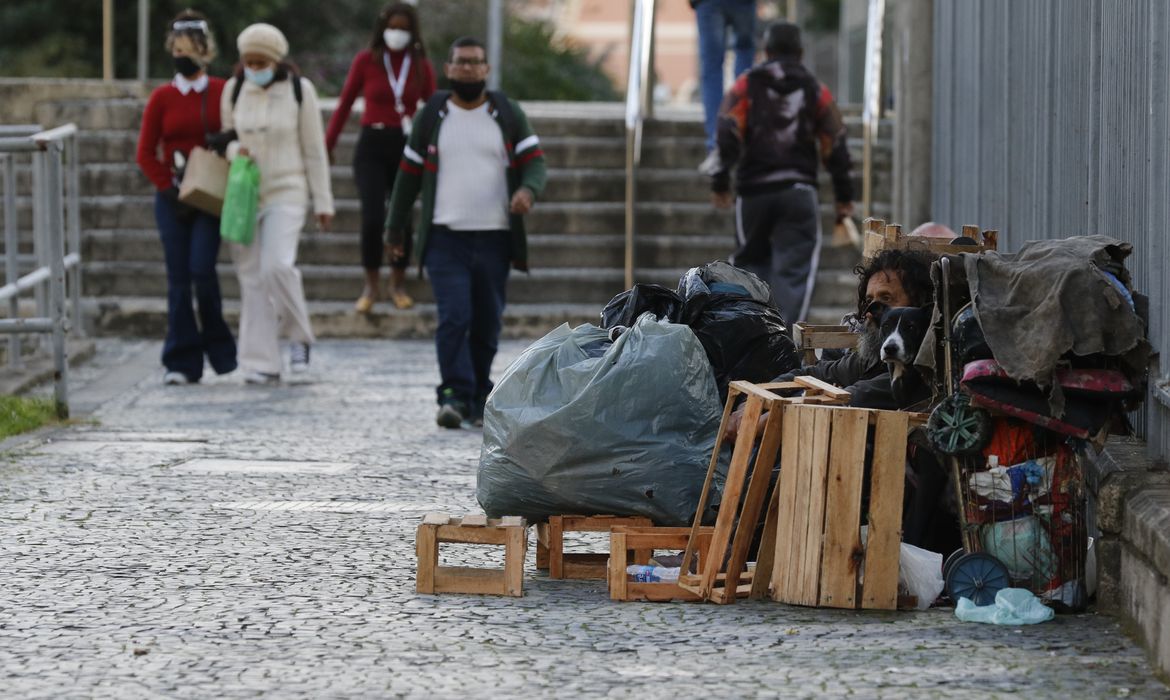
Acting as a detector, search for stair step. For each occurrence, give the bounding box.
[81,261,861,308]
[87,295,855,339]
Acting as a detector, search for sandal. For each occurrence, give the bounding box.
[389,289,414,310]
[354,295,375,314]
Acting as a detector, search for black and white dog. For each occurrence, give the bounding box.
[879,305,933,407]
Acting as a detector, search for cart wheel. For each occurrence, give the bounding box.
[942,548,966,582]
[927,394,992,455]
[946,552,1010,607]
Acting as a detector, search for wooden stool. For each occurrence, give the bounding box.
[416,513,527,597]
[608,526,714,602]
[535,515,652,579]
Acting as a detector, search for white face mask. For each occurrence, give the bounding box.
[383,28,412,51]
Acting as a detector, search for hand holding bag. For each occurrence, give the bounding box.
[219,155,261,245]
[178,146,229,215]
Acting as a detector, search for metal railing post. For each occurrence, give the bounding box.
[32,150,48,349]
[624,0,656,290]
[2,155,19,368]
[44,143,69,418]
[861,0,886,218]
[66,134,83,335]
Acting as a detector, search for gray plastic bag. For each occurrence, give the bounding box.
[477,314,723,526]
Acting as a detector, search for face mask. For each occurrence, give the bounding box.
[244,66,275,87]
[383,28,412,51]
[449,78,486,102]
[173,55,202,77]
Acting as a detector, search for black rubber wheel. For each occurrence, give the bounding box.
[946,552,1010,607]
[942,548,966,582]
[927,393,993,455]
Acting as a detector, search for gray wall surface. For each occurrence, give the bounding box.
[931,0,1169,462]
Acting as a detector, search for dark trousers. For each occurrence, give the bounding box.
[423,226,511,407]
[353,126,411,270]
[154,192,237,380]
[731,183,822,326]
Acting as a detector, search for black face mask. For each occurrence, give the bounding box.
[173,55,202,77]
[449,78,486,102]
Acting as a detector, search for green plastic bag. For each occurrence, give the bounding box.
[220,155,260,245]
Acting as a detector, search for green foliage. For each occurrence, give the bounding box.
[0,0,617,100]
[0,395,57,440]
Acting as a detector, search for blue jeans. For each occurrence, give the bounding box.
[154,192,237,380]
[696,0,757,151]
[423,226,511,408]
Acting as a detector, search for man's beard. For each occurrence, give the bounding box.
[856,320,882,367]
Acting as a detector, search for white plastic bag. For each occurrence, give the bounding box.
[955,587,1055,625]
[899,542,945,610]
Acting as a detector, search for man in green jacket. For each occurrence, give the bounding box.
[386,36,547,429]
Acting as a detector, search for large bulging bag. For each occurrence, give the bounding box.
[477,315,723,526]
[178,146,229,216]
[219,155,260,245]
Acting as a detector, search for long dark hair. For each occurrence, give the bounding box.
[370,3,427,86]
[853,249,934,315]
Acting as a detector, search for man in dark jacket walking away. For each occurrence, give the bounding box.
[711,22,854,326]
[386,36,547,430]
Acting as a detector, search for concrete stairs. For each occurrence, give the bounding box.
[17,97,893,338]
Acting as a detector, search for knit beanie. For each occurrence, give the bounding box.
[237,23,288,63]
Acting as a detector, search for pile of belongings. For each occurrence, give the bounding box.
[477,262,800,525]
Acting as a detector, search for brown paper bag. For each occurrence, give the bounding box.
[178,146,229,216]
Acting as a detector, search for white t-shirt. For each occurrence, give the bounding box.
[433,101,510,231]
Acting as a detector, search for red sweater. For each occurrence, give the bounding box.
[325,48,437,152]
[136,78,226,191]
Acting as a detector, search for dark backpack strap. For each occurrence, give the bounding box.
[231,69,245,107]
[413,90,451,143]
[487,90,520,147]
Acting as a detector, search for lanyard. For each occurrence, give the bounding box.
[383,52,412,114]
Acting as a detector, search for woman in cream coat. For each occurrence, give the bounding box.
[221,23,333,384]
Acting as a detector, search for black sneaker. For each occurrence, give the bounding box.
[436,389,467,429]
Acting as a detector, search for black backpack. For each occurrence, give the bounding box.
[412,89,520,149]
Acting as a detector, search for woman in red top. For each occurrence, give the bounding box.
[135,10,237,385]
[325,3,436,313]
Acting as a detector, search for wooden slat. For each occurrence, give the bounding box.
[608,531,628,600]
[504,524,526,597]
[798,408,832,605]
[699,395,764,599]
[680,385,739,577]
[726,380,789,402]
[782,407,816,603]
[561,553,610,579]
[548,516,565,579]
[624,582,703,602]
[461,514,488,527]
[769,406,803,602]
[722,402,785,602]
[818,408,869,608]
[561,514,651,532]
[416,524,438,594]
[499,516,525,528]
[535,523,550,569]
[422,512,450,526]
[433,566,506,595]
[750,471,782,600]
[860,411,909,610]
[436,525,508,546]
[793,375,852,400]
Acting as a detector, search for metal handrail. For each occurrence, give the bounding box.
[861,0,886,218]
[624,0,656,290]
[0,122,82,417]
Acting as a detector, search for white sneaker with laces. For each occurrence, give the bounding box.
[289,343,311,374]
[243,371,280,385]
[163,371,190,385]
[697,150,722,176]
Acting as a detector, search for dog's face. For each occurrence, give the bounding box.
[879,306,932,372]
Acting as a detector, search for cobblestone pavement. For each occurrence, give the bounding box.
[1,338,1166,698]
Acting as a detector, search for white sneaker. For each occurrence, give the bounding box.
[697,150,722,176]
[163,371,191,385]
[289,343,310,374]
[243,371,280,385]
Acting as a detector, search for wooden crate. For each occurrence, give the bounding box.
[536,514,653,579]
[769,405,910,610]
[861,218,998,260]
[677,380,850,605]
[416,513,527,597]
[608,526,715,602]
[792,323,858,365]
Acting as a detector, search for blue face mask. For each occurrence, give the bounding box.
[244,66,275,87]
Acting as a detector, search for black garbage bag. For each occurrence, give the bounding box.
[677,262,800,400]
[600,283,683,328]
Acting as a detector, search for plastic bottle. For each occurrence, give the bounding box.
[625,565,680,582]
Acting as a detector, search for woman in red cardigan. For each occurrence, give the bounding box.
[135,10,236,385]
[325,2,436,313]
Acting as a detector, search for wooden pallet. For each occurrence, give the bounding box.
[416,513,527,597]
[769,405,910,610]
[677,379,851,605]
[608,526,714,602]
[862,218,999,260]
[792,323,858,365]
[536,514,653,579]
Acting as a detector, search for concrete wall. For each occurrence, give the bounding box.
[0,78,152,126]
